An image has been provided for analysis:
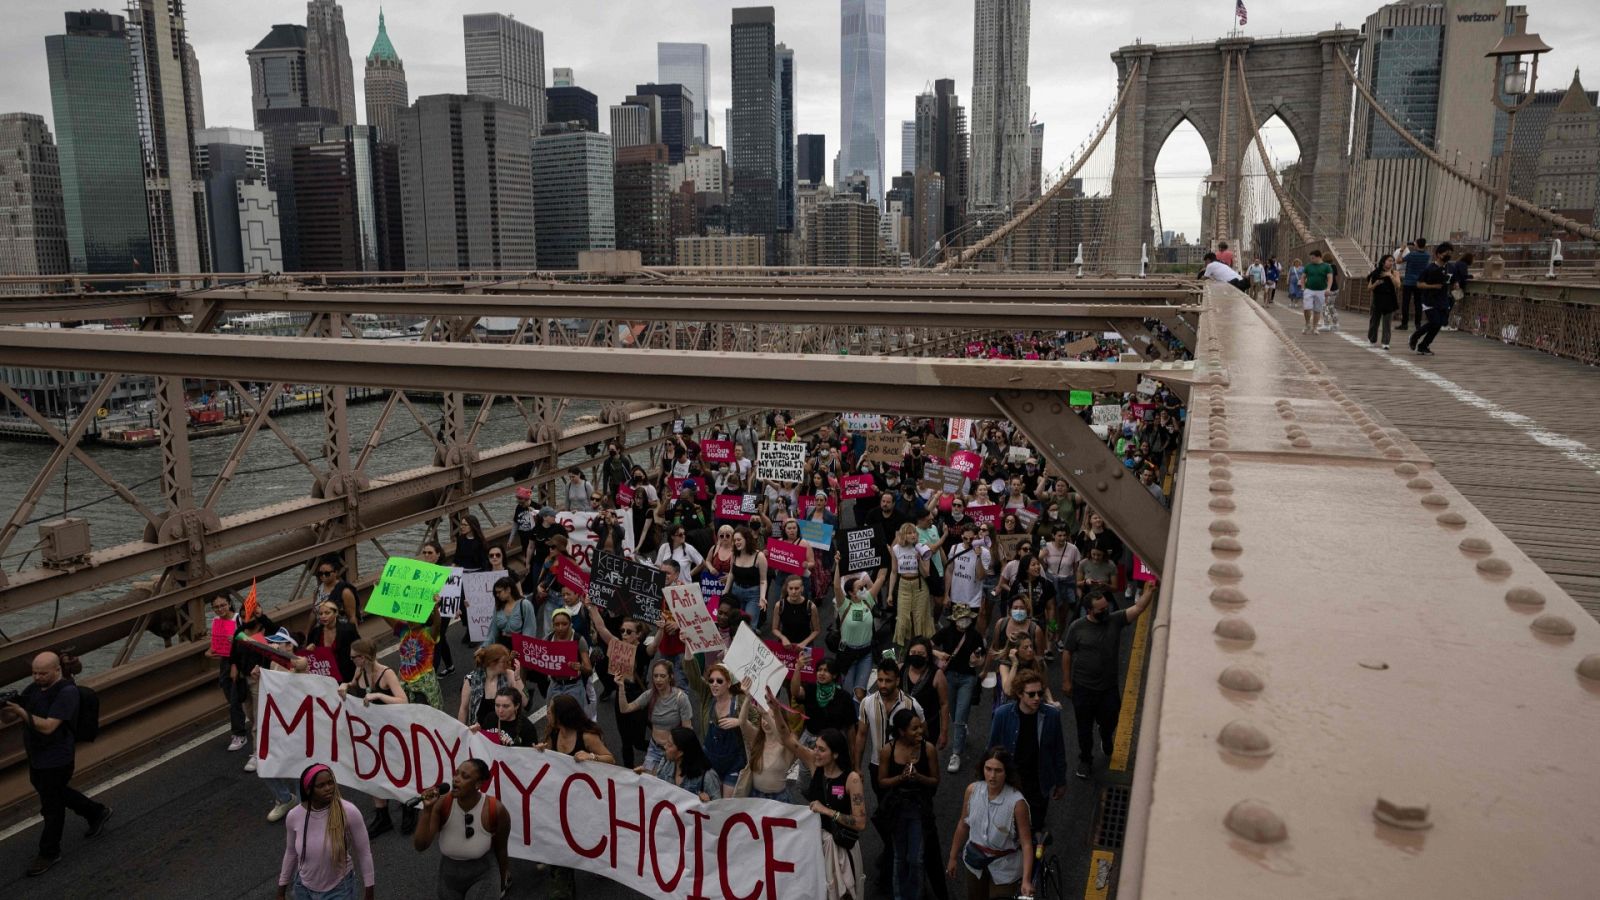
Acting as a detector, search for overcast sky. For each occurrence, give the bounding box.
[5,1,1596,239]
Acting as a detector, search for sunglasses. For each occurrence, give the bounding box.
[621,628,638,636]
[464,812,475,840]
[708,677,727,685]
[1023,689,1043,698]
[316,570,335,577]
[489,552,503,558]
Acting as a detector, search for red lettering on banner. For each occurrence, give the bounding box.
[649,799,687,892]
[258,693,315,759]
[718,813,761,900]
[348,713,380,780]
[491,760,552,843]
[438,732,464,779]
[686,808,713,900]
[560,773,606,859]
[760,817,801,899]
[409,724,443,793]
[609,780,647,876]
[378,724,411,789]
[314,698,344,764]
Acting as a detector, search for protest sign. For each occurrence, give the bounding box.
[668,477,709,500]
[714,494,750,521]
[843,527,885,574]
[841,474,877,499]
[795,519,834,551]
[765,539,807,575]
[740,494,759,516]
[588,551,667,624]
[1068,390,1094,407]
[616,482,635,507]
[841,413,883,432]
[699,571,726,605]
[966,504,1001,529]
[558,510,601,570]
[512,635,579,677]
[1064,337,1099,355]
[1091,405,1123,426]
[253,671,823,900]
[365,557,451,623]
[297,645,338,680]
[922,437,952,460]
[1133,556,1157,582]
[664,584,725,655]
[607,637,639,679]
[552,555,591,594]
[917,463,967,496]
[1137,378,1158,398]
[964,341,985,357]
[1102,331,1123,340]
[949,450,983,479]
[672,418,685,434]
[435,568,466,619]
[796,494,836,519]
[947,418,973,446]
[700,439,734,464]
[1016,507,1040,530]
[763,641,825,684]
[1130,401,1156,421]
[1006,446,1032,465]
[996,534,1029,564]
[864,432,905,464]
[756,441,806,484]
[721,624,789,710]
[459,571,501,642]
[210,618,237,657]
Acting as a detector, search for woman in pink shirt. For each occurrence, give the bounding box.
[277,764,376,900]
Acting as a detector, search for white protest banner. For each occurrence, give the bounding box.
[1136,378,1158,398]
[1091,404,1123,427]
[756,441,805,484]
[663,583,725,655]
[841,413,883,432]
[1006,446,1031,465]
[253,671,822,900]
[460,570,500,642]
[559,510,602,570]
[435,567,466,618]
[720,624,788,710]
[947,418,973,446]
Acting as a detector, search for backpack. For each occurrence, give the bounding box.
[70,681,100,742]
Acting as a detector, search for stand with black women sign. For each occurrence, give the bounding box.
[842,527,885,575]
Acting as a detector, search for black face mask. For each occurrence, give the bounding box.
[907,655,927,668]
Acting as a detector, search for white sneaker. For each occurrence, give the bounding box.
[227,735,248,752]
[267,801,296,823]
[947,752,962,773]
[243,755,258,773]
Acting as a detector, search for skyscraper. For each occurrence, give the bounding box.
[776,44,796,234]
[1533,70,1600,223]
[306,0,358,126]
[840,0,886,202]
[729,7,779,264]
[294,126,403,271]
[658,43,711,143]
[45,11,151,274]
[901,120,916,176]
[532,124,615,268]
[634,84,698,164]
[364,8,408,142]
[396,94,536,269]
[970,0,1030,212]
[1028,120,1044,199]
[125,0,209,273]
[552,67,574,87]
[464,13,547,131]
[194,127,275,274]
[248,23,339,271]
[914,78,969,254]
[797,134,826,185]
[546,86,599,131]
[614,143,674,265]
[610,94,662,151]
[0,114,70,284]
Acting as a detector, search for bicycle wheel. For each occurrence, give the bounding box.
[1037,854,1065,900]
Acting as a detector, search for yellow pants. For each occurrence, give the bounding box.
[895,577,933,645]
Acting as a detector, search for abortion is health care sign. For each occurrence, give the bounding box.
[253,670,823,900]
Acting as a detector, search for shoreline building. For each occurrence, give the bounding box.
[658,42,711,143]
[969,0,1030,214]
[729,7,780,264]
[0,114,70,286]
[532,123,615,269]
[464,13,547,132]
[126,0,210,273]
[839,0,886,202]
[364,9,408,142]
[248,22,340,271]
[306,0,358,126]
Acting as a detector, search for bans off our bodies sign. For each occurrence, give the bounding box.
[253,671,823,900]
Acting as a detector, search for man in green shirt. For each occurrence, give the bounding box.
[1300,250,1336,335]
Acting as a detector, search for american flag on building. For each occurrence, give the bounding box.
[1236,0,1248,26]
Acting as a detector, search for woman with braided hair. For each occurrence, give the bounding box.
[276,763,375,899]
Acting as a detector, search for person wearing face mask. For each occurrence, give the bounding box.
[932,605,987,773]
[1062,581,1156,780]
[833,572,882,700]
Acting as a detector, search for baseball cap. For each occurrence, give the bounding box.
[264,627,299,648]
[539,506,557,518]
[515,487,533,501]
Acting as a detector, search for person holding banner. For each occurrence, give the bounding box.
[206,594,251,753]
[777,724,867,900]
[417,542,455,678]
[618,658,694,773]
[689,662,748,798]
[337,639,408,839]
[390,614,444,711]
[483,577,540,652]
[305,600,360,684]
[586,605,656,766]
[471,686,539,748]
[275,764,376,900]
[544,607,597,719]
[646,726,722,803]
[889,523,934,646]
[741,694,800,802]
[456,644,525,732]
[411,760,512,900]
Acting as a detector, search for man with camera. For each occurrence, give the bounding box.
[2,651,111,876]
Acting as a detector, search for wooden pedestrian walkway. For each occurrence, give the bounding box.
[1265,299,1600,619]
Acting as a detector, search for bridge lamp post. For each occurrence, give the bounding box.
[1484,11,1551,277]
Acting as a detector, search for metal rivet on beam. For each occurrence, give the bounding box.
[1209,562,1243,580]
[1459,538,1492,555]
[1394,463,1420,476]
[1476,557,1512,578]
[1420,494,1449,508]
[1218,666,1264,693]
[1530,614,1575,637]
[1210,587,1247,605]
[1406,478,1433,491]
[1214,617,1255,642]
[1373,797,1433,831]
[1216,721,1273,757]
[1436,512,1467,527]
[1505,587,1545,608]
[1224,801,1287,844]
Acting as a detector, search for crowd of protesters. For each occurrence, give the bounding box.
[189,329,1184,900]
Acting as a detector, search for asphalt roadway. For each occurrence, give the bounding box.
[0,607,1135,900]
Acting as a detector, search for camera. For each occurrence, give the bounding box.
[0,689,21,706]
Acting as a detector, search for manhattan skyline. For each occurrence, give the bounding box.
[4,0,1597,239]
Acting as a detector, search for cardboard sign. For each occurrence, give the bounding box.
[607,636,639,679]
[996,534,1030,563]
[763,641,825,684]
[756,441,806,484]
[512,635,578,677]
[1133,556,1157,582]
[552,555,590,594]
[663,583,725,655]
[435,568,466,619]
[966,504,1002,529]
[253,671,825,900]
[587,550,667,624]
[950,450,984,479]
[616,482,635,507]
[796,494,836,518]
[365,557,451,623]
[700,439,734,464]
[947,418,973,445]
[864,432,905,464]
[918,463,967,496]
[843,527,885,574]
[669,476,709,500]
[842,413,883,432]
[796,519,834,551]
[720,624,789,710]
[922,437,952,460]
[1064,337,1099,356]
[713,494,750,521]
[841,474,877,498]
[765,538,807,575]
[1092,404,1123,426]
[210,618,238,657]
[1068,390,1094,406]
[459,570,501,642]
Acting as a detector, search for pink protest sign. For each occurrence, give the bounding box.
[616,482,634,507]
[964,341,985,357]
[797,494,837,518]
[766,538,807,575]
[841,475,877,499]
[763,641,825,683]
[966,504,1001,528]
[512,635,579,677]
[210,618,237,657]
[1132,556,1157,582]
[700,440,734,464]
[1024,351,1040,360]
[299,645,339,680]
[950,450,983,479]
[553,555,591,594]
[715,494,751,521]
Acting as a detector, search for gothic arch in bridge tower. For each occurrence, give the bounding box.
[1107,29,1361,274]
